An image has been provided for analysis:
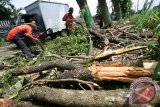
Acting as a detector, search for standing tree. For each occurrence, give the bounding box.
[76,0,94,28]
[111,0,132,20]
[98,0,112,27]
[111,0,122,20]
[120,0,132,18]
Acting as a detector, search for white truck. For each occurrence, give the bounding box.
[16,0,69,39]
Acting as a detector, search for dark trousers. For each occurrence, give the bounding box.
[11,34,34,58]
[66,25,71,36]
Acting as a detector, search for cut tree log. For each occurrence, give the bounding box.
[88,63,151,82]
[58,62,151,83]
[12,60,78,76]
[19,86,130,107]
[19,86,160,107]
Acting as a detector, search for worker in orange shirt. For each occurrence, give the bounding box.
[7,24,39,58]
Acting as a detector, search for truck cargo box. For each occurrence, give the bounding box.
[24,0,69,34]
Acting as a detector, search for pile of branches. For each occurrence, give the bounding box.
[0,20,159,107]
[91,20,154,49]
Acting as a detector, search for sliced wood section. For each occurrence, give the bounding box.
[88,63,151,82]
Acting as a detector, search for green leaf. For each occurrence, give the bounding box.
[152,61,160,80]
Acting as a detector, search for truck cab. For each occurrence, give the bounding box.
[15,0,69,40]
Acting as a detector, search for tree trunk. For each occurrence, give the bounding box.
[98,0,112,26]
[58,68,94,81]
[121,0,129,18]
[111,0,122,20]
[12,60,78,76]
[19,86,160,107]
[19,86,131,107]
[76,0,94,27]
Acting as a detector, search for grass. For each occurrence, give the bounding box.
[130,6,160,80]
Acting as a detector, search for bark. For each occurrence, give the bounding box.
[98,0,112,26]
[76,0,94,27]
[19,86,131,107]
[58,68,94,81]
[12,60,77,76]
[19,86,160,107]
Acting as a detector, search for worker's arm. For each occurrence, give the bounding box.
[67,18,80,24]
[70,19,81,25]
[25,33,38,41]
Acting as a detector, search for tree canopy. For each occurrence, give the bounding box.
[0,0,15,20]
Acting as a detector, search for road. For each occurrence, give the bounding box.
[0,45,20,58]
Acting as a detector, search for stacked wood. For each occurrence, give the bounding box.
[91,21,155,49]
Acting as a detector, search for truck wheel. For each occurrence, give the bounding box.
[49,33,57,39]
[61,29,67,36]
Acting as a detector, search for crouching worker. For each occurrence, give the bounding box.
[7,24,39,58]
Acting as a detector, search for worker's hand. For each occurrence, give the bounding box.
[39,32,44,35]
[73,19,78,22]
[33,38,39,42]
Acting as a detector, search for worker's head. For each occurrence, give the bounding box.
[29,23,38,30]
[69,7,74,14]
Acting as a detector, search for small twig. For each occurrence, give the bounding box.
[62,55,90,59]
[88,34,94,56]
[45,53,67,61]
[78,83,86,90]
[18,79,102,94]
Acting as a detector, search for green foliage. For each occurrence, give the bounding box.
[0,70,23,92]
[131,7,160,59]
[0,0,14,20]
[147,43,160,60]
[45,34,89,56]
[120,0,132,18]
[152,61,160,80]
[131,6,160,80]
[131,8,160,33]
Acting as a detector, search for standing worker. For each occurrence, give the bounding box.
[62,7,75,36]
[7,24,39,58]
